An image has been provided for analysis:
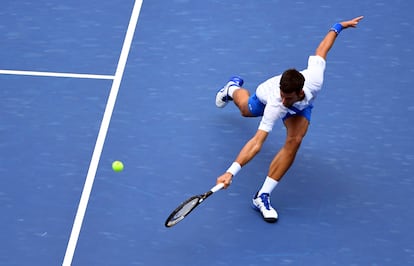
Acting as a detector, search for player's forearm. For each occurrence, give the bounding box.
[234,129,268,166]
[315,31,337,60]
[223,134,266,180]
[316,16,364,59]
[235,137,263,166]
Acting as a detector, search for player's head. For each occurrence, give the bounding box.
[280,69,305,94]
[279,69,305,107]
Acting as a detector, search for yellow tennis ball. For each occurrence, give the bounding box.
[112,160,124,172]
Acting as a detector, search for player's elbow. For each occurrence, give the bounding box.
[315,49,327,60]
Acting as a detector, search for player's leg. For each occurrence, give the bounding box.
[253,114,310,222]
[215,76,263,117]
[232,89,256,117]
[267,115,309,180]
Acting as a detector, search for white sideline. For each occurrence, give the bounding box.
[62,0,143,265]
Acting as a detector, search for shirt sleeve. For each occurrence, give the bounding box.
[258,104,287,132]
[302,55,326,95]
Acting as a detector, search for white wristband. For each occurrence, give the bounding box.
[226,162,241,176]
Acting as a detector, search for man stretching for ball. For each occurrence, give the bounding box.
[216,16,364,222]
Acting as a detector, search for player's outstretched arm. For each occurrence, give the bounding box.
[316,16,364,60]
[217,130,268,188]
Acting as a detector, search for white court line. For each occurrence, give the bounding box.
[0,69,114,80]
[62,0,143,265]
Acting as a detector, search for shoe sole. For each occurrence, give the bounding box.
[251,203,278,223]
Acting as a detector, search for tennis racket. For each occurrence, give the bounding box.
[164,183,225,227]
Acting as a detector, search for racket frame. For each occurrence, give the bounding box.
[164,183,224,227]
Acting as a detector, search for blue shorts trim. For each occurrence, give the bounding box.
[247,93,313,122]
[283,104,313,123]
[248,94,265,117]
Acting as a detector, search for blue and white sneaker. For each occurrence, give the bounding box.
[252,192,278,223]
[215,76,244,108]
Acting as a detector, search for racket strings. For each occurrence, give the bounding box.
[165,197,200,227]
[174,198,199,217]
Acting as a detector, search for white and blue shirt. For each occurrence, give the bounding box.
[256,55,326,132]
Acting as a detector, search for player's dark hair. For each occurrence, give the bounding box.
[279,69,305,94]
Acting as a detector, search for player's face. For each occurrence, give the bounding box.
[280,91,303,107]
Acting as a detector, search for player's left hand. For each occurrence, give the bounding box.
[341,16,364,29]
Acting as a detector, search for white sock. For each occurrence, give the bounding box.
[258,176,279,195]
[228,85,240,98]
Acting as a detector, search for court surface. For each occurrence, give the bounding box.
[1,0,414,265]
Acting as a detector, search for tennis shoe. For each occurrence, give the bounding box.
[252,192,278,223]
[215,76,244,108]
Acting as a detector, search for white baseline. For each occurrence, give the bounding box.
[0,69,114,80]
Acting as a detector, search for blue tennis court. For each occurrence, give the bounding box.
[1,0,414,265]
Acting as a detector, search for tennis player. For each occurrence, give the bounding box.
[216,16,364,223]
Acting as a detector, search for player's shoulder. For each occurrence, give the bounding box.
[258,74,281,90]
[307,55,326,67]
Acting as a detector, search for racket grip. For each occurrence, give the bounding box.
[211,183,225,193]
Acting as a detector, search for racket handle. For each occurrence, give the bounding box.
[211,183,225,193]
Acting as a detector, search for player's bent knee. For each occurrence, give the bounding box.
[237,102,255,117]
[285,136,303,151]
[240,108,253,117]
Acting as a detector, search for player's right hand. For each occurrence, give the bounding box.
[217,172,233,189]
